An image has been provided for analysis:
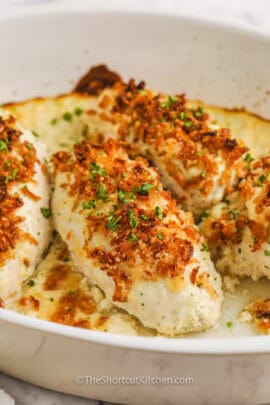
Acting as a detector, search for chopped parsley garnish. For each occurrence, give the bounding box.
[179,111,192,128]
[243,153,254,168]
[179,112,188,120]
[74,107,83,116]
[134,182,154,195]
[27,280,35,287]
[155,206,163,220]
[195,150,203,157]
[193,106,205,119]
[128,209,139,229]
[106,211,122,231]
[157,233,163,240]
[228,209,238,220]
[257,174,266,187]
[200,170,206,178]
[200,243,209,252]
[196,211,209,224]
[5,168,18,183]
[40,207,52,219]
[197,283,203,288]
[25,143,32,150]
[4,160,11,169]
[90,162,106,180]
[0,140,8,152]
[118,189,136,204]
[161,95,177,108]
[82,199,97,209]
[226,321,233,328]
[183,120,192,128]
[140,214,150,220]
[128,233,138,242]
[264,250,270,256]
[32,130,40,138]
[50,117,58,126]
[96,183,109,201]
[62,112,72,122]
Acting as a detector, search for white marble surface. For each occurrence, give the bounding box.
[0,0,270,404]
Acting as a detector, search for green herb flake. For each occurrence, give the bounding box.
[62,112,72,122]
[228,209,238,221]
[82,199,97,210]
[184,120,192,128]
[107,211,122,231]
[193,106,205,119]
[0,140,8,152]
[155,206,163,220]
[90,162,106,180]
[74,107,83,116]
[243,153,254,167]
[4,160,11,169]
[226,321,233,329]
[32,130,40,138]
[157,233,163,240]
[5,168,18,183]
[134,182,154,195]
[50,117,58,126]
[264,250,270,256]
[128,210,139,229]
[40,207,52,219]
[196,211,209,224]
[118,189,136,204]
[128,233,138,242]
[140,214,150,220]
[161,95,177,108]
[96,183,109,201]
[200,170,206,178]
[27,280,35,287]
[257,174,266,187]
[195,150,203,157]
[200,243,209,252]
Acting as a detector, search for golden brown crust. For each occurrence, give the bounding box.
[53,139,200,302]
[0,114,38,264]
[74,64,122,96]
[202,155,270,251]
[89,79,248,202]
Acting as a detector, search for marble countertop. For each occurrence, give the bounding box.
[0,0,270,404]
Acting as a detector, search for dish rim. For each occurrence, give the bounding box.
[1,6,270,355]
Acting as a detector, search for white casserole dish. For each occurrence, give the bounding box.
[0,5,270,404]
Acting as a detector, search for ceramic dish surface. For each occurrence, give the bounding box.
[0,6,270,405]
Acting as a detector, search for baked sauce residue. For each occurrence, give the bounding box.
[249,298,270,333]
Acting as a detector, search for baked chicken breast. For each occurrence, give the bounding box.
[200,153,270,280]
[52,139,222,335]
[0,110,51,303]
[78,80,248,213]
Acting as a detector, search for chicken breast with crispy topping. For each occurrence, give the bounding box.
[77,80,248,213]
[0,110,51,302]
[200,153,270,280]
[52,139,222,335]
